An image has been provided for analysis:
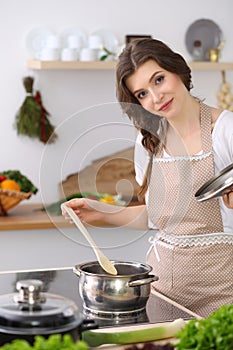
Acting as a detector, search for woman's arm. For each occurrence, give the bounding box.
[61,198,149,229]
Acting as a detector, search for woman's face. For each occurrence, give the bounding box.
[126,59,188,120]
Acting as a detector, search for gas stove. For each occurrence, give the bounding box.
[0,267,191,328]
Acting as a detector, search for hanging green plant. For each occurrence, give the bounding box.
[15,76,57,144]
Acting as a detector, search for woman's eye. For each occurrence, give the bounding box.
[155,75,164,84]
[137,91,148,99]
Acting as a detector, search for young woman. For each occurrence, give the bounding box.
[62,38,233,317]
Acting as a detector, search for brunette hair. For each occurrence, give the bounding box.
[116,38,192,200]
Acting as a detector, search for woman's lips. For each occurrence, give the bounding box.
[159,99,173,112]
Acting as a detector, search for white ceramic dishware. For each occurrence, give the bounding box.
[88,34,103,49]
[67,35,83,49]
[40,48,60,61]
[25,27,55,59]
[46,35,61,49]
[80,48,98,61]
[61,48,78,61]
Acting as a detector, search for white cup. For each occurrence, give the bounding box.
[80,48,98,61]
[46,35,61,49]
[61,48,78,61]
[67,35,83,49]
[88,34,103,49]
[40,48,60,61]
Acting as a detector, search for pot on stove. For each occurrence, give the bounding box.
[73,261,158,317]
[0,279,97,346]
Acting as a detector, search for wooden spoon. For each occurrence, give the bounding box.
[62,204,117,275]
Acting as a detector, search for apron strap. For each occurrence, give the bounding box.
[199,102,213,154]
[156,101,213,156]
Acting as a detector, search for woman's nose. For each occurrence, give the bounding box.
[150,89,162,103]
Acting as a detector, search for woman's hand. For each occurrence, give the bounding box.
[61,198,115,224]
[222,187,233,209]
[61,198,148,229]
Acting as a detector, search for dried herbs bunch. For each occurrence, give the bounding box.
[15,76,57,144]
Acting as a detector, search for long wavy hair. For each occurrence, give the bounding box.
[116,38,192,200]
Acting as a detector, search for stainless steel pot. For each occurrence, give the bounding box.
[0,279,97,346]
[73,261,158,315]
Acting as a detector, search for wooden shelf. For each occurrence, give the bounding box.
[27,59,117,70]
[189,61,233,71]
[27,59,233,71]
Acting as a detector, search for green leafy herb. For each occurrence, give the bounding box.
[0,334,89,350]
[175,304,233,350]
[15,76,57,144]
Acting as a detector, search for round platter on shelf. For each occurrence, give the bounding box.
[185,18,223,61]
[25,27,55,59]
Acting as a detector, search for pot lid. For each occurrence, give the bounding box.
[0,279,82,334]
[195,163,233,202]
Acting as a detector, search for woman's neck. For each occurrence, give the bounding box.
[165,99,202,156]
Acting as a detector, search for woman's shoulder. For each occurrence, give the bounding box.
[213,108,233,129]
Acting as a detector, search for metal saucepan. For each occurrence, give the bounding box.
[73,261,158,315]
[0,279,97,346]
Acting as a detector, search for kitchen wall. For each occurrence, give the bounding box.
[1,0,232,205]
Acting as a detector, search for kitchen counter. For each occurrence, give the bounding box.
[0,203,68,231]
[0,203,109,231]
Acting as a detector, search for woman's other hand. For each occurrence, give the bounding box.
[222,187,233,209]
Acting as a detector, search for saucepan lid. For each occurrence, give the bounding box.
[195,163,233,202]
[0,279,83,334]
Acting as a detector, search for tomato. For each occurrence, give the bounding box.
[0,175,6,182]
[87,195,98,200]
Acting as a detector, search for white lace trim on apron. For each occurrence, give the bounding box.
[153,151,212,162]
[149,231,233,261]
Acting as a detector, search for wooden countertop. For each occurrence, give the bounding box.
[0,203,73,231]
[0,203,114,231]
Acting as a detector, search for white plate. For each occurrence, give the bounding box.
[185,19,223,61]
[91,28,119,53]
[60,27,87,49]
[195,163,233,202]
[25,27,55,59]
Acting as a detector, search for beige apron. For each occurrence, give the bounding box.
[147,102,233,317]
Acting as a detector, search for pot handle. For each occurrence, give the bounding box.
[128,274,158,287]
[73,265,81,277]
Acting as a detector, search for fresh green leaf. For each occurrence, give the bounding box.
[0,334,89,350]
[175,304,233,350]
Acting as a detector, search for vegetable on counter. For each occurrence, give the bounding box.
[175,304,233,350]
[0,170,38,194]
[0,334,89,350]
[82,319,186,347]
